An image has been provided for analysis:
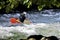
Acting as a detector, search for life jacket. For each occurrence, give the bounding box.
[19,15,26,23]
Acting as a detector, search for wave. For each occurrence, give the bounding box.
[0,9,60,26]
[0,23,60,38]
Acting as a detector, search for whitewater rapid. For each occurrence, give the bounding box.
[0,9,60,26]
[0,9,60,39]
[0,23,60,39]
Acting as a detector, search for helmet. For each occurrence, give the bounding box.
[23,12,27,15]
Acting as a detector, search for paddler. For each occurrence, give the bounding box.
[10,12,30,25]
[10,12,27,24]
[19,12,27,23]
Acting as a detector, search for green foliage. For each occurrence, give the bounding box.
[0,6,2,9]
[0,0,60,13]
[23,0,29,4]
[26,1,32,8]
[0,1,5,9]
[0,0,20,13]
[5,0,20,13]
[38,4,45,11]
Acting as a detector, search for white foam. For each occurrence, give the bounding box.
[0,23,60,38]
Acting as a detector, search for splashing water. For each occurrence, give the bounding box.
[0,9,60,39]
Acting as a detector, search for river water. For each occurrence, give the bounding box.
[0,9,60,39]
[0,9,60,26]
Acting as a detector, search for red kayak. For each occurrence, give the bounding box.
[10,18,20,24]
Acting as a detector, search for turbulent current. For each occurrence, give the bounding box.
[0,9,60,39]
[0,9,60,26]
